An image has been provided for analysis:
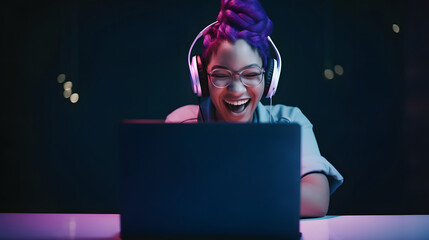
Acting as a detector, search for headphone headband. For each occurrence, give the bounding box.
[188,22,218,97]
[265,36,282,98]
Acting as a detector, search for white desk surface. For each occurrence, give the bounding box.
[1,213,429,239]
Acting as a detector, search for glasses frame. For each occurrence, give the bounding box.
[207,66,265,88]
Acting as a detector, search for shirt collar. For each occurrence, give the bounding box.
[198,98,216,123]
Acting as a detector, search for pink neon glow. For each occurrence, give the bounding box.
[300,215,429,240]
[0,213,120,239]
[1,214,429,239]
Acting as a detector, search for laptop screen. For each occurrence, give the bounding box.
[119,123,301,239]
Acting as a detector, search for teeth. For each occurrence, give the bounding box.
[224,99,250,106]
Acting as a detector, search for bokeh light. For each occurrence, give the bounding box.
[63,89,72,98]
[324,69,334,80]
[63,81,72,91]
[70,93,79,103]
[57,74,66,83]
[334,65,344,76]
[392,24,400,33]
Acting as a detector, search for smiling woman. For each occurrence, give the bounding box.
[165,0,343,217]
[207,39,264,122]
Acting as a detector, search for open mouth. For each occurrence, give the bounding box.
[223,99,251,113]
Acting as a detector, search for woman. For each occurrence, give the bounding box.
[166,0,343,217]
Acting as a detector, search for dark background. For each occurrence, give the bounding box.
[1,0,428,214]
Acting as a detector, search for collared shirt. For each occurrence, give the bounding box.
[166,99,344,193]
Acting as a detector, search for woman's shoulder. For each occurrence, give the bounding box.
[165,105,199,123]
[259,103,311,125]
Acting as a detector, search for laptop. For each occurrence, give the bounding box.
[119,122,301,239]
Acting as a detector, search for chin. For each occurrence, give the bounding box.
[218,101,257,123]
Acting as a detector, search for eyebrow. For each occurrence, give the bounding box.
[210,64,262,72]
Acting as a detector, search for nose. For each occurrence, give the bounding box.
[227,73,246,93]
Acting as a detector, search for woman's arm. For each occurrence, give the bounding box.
[300,172,330,217]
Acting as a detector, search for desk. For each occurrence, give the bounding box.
[300,215,429,239]
[1,213,429,239]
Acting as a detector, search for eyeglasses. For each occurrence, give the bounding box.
[208,66,265,88]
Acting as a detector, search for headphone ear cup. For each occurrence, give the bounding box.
[196,55,209,97]
[264,58,274,97]
[190,56,201,96]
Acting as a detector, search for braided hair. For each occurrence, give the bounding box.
[202,0,273,68]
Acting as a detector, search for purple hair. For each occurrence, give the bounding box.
[202,0,273,68]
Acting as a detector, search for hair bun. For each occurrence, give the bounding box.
[216,0,273,37]
[202,0,273,68]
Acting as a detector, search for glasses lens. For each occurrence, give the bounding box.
[241,68,263,86]
[211,69,231,87]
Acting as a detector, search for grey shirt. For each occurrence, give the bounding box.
[166,99,344,193]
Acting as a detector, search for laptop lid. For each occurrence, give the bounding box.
[119,123,301,239]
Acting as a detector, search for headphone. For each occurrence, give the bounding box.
[188,21,282,98]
